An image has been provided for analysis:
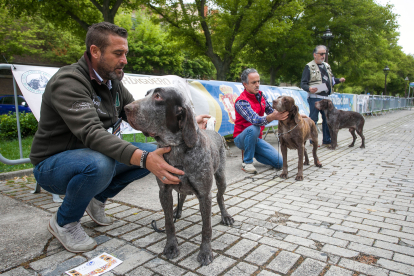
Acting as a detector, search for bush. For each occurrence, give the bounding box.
[0,112,38,140]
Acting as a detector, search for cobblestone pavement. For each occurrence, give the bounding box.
[1,111,414,276]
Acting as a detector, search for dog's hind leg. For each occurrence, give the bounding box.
[356,127,365,148]
[310,125,322,167]
[349,128,357,147]
[197,192,214,266]
[173,193,187,219]
[214,169,234,226]
[159,186,180,259]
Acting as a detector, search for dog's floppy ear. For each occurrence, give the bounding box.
[164,89,181,134]
[290,104,300,124]
[328,100,334,111]
[179,104,198,147]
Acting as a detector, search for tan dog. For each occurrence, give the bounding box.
[273,96,322,180]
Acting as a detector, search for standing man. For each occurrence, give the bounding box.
[234,68,288,174]
[301,45,345,145]
[30,22,208,253]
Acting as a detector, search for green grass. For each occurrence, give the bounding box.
[0,133,156,174]
[0,136,34,173]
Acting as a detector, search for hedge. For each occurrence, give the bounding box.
[0,112,38,140]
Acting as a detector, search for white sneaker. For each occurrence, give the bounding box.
[86,198,113,226]
[48,213,97,253]
[242,162,257,174]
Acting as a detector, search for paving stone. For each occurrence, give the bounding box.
[144,257,186,276]
[107,223,140,236]
[321,244,359,258]
[111,244,155,274]
[244,244,278,265]
[338,258,388,276]
[380,228,414,241]
[362,219,401,231]
[257,269,282,275]
[259,236,298,251]
[39,256,87,276]
[30,250,75,271]
[393,252,414,265]
[94,220,127,232]
[177,224,202,239]
[225,238,257,258]
[223,262,258,276]
[291,258,326,276]
[377,258,414,275]
[284,235,317,249]
[132,232,165,248]
[123,211,153,222]
[357,230,399,243]
[196,255,236,276]
[294,246,327,262]
[125,266,155,276]
[209,234,238,251]
[120,226,153,241]
[341,221,380,233]
[274,225,310,238]
[333,232,374,246]
[266,250,300,274]
[324,265,354,276]
[84,238,126,259]
[375,240,414,256]
[298,224,335,236]
[309,233,348,247]
[1,267,33,276]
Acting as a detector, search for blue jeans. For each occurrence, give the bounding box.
[308,97,331,144]
[33,142,157,226]
[234,125,283,169]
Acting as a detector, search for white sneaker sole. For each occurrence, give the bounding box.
[242,168,257,174]
[86,209,113,226]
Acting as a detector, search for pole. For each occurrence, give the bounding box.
[384,74,387,96]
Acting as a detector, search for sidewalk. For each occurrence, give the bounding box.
[1,109,414,276]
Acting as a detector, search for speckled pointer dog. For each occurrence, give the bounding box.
[315,99,365,150]
[124,87,234,266]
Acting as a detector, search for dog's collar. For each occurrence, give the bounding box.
[278,123,298,137]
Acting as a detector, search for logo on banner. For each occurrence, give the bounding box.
[21,70,52,94]
[219,85,238,124]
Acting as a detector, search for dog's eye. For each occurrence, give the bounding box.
[154,93,162,100]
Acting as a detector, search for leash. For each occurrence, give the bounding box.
[151,192,181,233]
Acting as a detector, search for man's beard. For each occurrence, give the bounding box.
[97,55,124,81]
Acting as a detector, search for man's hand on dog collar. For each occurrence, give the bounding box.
[196,114,211,129]
[146,147,184,184]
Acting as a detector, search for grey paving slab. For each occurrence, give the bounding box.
[267,250,301,274]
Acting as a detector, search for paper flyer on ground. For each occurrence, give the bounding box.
[65,253,122,276]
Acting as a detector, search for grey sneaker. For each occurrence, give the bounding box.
[86,198,113,226]
[242,162,257,174]
[48,213,97,253]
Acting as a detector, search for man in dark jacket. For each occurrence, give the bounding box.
[30,22,207,253]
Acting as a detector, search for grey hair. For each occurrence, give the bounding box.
[241,68,258,84]
[313,45,327,54]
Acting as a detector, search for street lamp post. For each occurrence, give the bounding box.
[404,77,409,98]
[322,28,334,63]
[383,65,390,96]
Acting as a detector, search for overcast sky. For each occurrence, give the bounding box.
[375,0,414,55]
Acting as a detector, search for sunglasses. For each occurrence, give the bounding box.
[317,53,327,56]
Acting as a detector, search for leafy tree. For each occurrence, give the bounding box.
[142,0,301,80]
[1,0,136,37]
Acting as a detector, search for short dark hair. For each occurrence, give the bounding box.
[241,68,258,84]
[85,22,128,54]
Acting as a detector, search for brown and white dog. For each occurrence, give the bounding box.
[273,96,322,180]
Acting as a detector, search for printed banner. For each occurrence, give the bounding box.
[329,93,355,111]
[11,64,314,137]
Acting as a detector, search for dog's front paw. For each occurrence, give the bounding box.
[315,161,322,167]
[221,214,234,226]
[295,175,304,181]
[197,245,213,266]
[348,143,355,147]
[163,240,180,259]
[280,172,288,179]
[360,145,365,149]
[303,160,309,165]
[327,145,336,150]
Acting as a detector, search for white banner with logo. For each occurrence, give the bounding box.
[11,65,192,130]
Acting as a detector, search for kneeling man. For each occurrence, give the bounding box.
[234,68,288,174]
